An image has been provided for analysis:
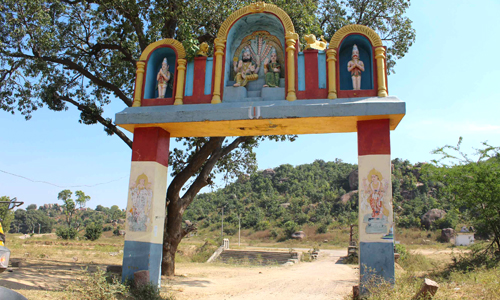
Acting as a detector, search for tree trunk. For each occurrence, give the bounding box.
[161,199,184,276]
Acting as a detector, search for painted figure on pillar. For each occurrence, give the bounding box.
[263,48,281,87]
[362,168,390,234]
[157,58,172,98]
[233,48,260,87]
[128,173,153,232]
[347,44,364,90]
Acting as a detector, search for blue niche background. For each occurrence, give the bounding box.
[144,47,177,99]
[338,35,373,91]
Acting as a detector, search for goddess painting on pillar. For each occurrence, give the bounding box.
[127,173,153,232]
[157,58,172,98]
[233,48,260,87]
[347,44,364,90]
[263,48,281,87]
[362,168,390,234]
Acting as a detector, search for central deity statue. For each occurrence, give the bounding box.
[233,48,260,87]
[157,58,172,98]
[347,44,364,90]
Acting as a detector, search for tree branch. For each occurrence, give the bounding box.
[57,94,132,148]
[167,137,225,203]
[89,43,136,65]
[8,51,133,107]
[181,136,252,210]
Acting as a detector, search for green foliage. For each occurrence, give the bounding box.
[129,281,168,300]
[75,190,91,209]
[84,222,103,241]
[113,227,121,236]
[316,223,328,234]
[0,196,15,233]
[447,243,500,274]
[425,139,500,249]
[10,208,54,234]
[26,204,37,210]
[394,243,408,261]
[56,226,78,240]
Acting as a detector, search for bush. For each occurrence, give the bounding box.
[283,221,299,238]
[56,226,78,240]
[255,220,270,231]
[129,281,166,300]
[103,225,113,232]
[316,223,328,234]
[84,222,103,241]
[113,226,121,236]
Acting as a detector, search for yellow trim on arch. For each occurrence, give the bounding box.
[329,24,383,49]
[139,38,186,61]
[327,24,387,98]
[132,39,187,107]
[212,2,298,104]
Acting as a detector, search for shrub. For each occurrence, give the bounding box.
[56,226,78,240]
[129,281,166,300]
[316,223,328,234]
[103,225,113,232]
[113,226,121,236]
[84,222,103,241]
[255,220,270,231]
[283,221,299,238]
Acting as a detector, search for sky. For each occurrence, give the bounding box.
[1,0,499,210]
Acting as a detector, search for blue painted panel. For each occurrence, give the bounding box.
[185,61,195,97]
[359,242,395,294]
[298,52,305,91]
[122,241,163,287]
[144,47,177,99]
[318,51,327,89]
[338,35,374,91]
[204,58,213,95]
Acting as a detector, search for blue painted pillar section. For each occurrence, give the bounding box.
[123,241,163,285]
[317,51,327,89]
[204,58,213,95]
[297,52,305,91]
[184,61,195,97]
[122,127,170,287]
[357,119,394,294]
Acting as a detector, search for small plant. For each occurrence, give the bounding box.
[129,281,167,300]
[84,222,103,241]
[56,226,78,240]
[113,226,121,236]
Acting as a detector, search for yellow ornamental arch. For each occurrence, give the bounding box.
[132,38,187,107]
[326,24,387,99]
[211,2,299,104]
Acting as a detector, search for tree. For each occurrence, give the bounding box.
[75,190,91,209]
[425,138,500,250]
[26,204,37,211]
[0,196,15,234]
[0,0,415,276]
[58,189,76,228]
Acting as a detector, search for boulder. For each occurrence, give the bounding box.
[348,169,358,190]
[340,190,358,204]
[118,230,126,236]
[134,270,150,288]
[421,209,446,229]
[291,231,305,240]
[441,228,455,243]
[117,219,126,224]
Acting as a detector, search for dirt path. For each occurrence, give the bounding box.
[167,249,358,300]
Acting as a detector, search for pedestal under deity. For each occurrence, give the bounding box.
[263,48,281,87]
[347,44,364,90]
[233,48,260,87]
[157,58,171,98]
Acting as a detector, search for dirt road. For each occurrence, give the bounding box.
[168,249,358,300]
